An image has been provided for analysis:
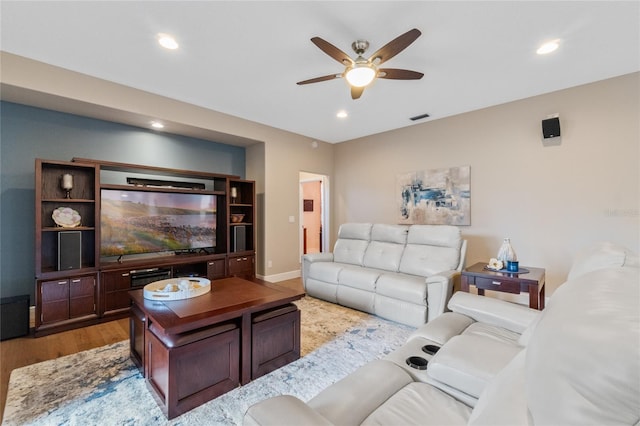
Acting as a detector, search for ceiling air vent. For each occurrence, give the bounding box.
[409,113,430,121]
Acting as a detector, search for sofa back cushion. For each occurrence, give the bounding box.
[399,225,462,276]
[333,223,372,266]
[363,224,408,272]
[567,241,639,280]
[526,266,640,425]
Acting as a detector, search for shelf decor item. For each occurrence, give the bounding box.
[497,238,518,271]
[60,173,73,199]
[143,277,211,301]
[230,187,238,204]
[231,213,245,223]
[52,207,81,228]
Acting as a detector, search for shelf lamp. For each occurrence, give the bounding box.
[230,187,238,204]
[61,173,73,199]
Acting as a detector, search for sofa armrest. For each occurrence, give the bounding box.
[244,395,334,426]
[448,292,540,334]
[302,253,334,288]
[409,312,475,345]
[425,270,459,322]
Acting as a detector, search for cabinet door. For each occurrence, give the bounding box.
[69,276,96,318]
[41,279,70,324]
[102,271,131,313]
[207,259,226,280]
[228,255,255,278]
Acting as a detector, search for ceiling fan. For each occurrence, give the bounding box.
[297,28,424,100]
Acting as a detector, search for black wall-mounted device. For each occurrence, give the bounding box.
[542,117,561,139]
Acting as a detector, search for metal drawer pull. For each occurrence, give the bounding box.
[71,279,81,283]
[492,281,502,285]
[58,281,67,285]
[121,273,130,277]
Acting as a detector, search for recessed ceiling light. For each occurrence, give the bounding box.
[158,33,179,50]
[537,40,560,55]
[336,110,348,119]
[151,121,165,129]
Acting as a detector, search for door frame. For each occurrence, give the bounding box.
[299,172,330,261]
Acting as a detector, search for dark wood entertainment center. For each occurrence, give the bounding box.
[34,158,256,336]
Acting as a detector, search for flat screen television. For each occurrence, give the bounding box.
[100,189,216,257]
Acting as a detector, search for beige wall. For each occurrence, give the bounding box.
[333,73,639,294]
[3,53,637,291]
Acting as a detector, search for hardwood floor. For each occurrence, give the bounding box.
[0,278,303,421]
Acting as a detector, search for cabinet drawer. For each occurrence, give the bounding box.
[474,277,521,294]
[102,271,131,291]
[41,279,70,302]
[228,256,254,275]
[207,259,226,280]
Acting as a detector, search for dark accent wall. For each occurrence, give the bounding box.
[0,101,246,301]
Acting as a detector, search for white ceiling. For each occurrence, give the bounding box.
[1,1,639,144]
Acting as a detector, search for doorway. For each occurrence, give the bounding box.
[299,172,329,260]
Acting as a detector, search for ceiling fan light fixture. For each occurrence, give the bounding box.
[345,63,376,87]
[157,33,179,50]
[537,39,559,55]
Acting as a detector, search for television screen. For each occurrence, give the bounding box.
[100,189,216,257]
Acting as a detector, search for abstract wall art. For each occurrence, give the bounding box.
[397,165,471,225]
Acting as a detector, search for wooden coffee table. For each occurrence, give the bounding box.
[129,277,305,419]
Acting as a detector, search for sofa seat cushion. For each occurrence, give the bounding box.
[427,334,522,399]
[307,262,346,284]
[461,322,520,346]
[309,359,413,425]
[362,382,472,426]
[377,272,427,304]
[337,265,382,291]
[468,351,529,426]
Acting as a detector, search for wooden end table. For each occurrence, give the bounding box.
[461,262,546,310]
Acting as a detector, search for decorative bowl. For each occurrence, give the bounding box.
[231,213,245,223]
[52,207,81,227]
[143,277,211,301]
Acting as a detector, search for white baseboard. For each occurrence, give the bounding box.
[257,269,301,283]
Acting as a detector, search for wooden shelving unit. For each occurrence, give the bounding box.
[34,158,256,336]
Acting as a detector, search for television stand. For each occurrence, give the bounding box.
[34,157,256,337]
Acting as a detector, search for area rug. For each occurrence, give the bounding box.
[3,297,414,425]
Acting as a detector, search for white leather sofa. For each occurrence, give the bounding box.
[245,242,639,425]
[302,223,467,327]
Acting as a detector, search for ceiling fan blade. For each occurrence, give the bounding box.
[297,74,342,85]
[311,37,354,66]
[368,28,421,65]
[351,86,365,100]
[378,68,424,80]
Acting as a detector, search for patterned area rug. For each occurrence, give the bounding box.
[3,297,414,425]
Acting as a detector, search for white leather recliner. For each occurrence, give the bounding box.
[245,242,640,425]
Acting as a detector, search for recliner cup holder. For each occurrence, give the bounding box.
[422,344,440,355]
[406,356,428,370]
